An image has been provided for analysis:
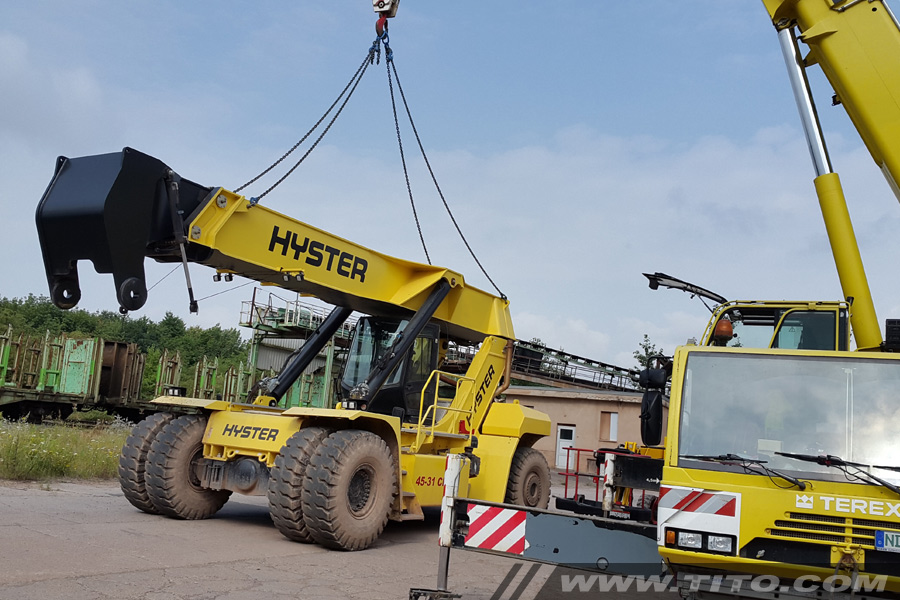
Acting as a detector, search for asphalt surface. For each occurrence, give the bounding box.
[0,480,525,600]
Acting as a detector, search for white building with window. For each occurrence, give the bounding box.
[501,386,666,474]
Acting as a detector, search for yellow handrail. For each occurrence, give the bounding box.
[411,369,475,453]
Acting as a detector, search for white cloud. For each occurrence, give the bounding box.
[0,33,111,150]
[512,311,612,360]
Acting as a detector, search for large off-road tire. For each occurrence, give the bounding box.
[268,427,331,543]
[302,430,397,551]
[504,447,551,508]
[118,412,175,514]
[145,414,231,519]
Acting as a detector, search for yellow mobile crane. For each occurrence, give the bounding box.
[34,4,550,553]
[416,1,900,597]
[655,0,900,591]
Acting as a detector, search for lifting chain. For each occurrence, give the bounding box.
[381,31,506,298]
[235,16,506,300]
[233,36,384,201]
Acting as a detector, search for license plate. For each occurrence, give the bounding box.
[875,531,900,553]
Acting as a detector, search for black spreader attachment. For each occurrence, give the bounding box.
[35,147,211,312]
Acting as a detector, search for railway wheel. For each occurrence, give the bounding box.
[504,447,551,508]
[302,429,396,551]
[268,426,331,543]
[118,412,175,514]
[146,414,230,519]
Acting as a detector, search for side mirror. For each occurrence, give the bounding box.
[638,367,667,389]
[640,390,663,446]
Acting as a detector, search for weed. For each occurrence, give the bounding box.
[66,409,115,424]
[0,420,129,480]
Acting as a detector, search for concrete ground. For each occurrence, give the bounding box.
[0,478,600,600]
[0,479,533,600]
[0,469,639,600]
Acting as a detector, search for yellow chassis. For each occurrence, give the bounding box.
[153,395,550,520]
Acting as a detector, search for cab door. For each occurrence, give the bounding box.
[402,325,440,421]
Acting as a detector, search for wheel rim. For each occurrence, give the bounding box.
[188,444,206,491]
[523,470,542,506]
[347,464,375,516]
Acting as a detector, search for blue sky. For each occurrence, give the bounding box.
[4,2,900,368]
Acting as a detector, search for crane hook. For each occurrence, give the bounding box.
[373,0,397,36]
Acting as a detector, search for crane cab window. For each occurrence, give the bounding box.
[342,318,405,388]
[341,317,440,419]
[774,311,836,350]
[709,306,846,351]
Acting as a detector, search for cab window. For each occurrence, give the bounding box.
[710,308,838,350]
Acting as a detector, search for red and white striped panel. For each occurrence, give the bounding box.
[656,485,741,545]
[464,503,527,554]
[658,486,737,516]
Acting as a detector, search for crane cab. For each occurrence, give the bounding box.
[702,300,850,351]
[339,316,447,421]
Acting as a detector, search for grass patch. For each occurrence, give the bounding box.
[0,419,130,480]
[66,409,116,424]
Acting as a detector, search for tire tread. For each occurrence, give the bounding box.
[118,412,175,514]
[504,446,551,508]
[302,430,396,551]
[145,414,230,519]
[268,427,331,543]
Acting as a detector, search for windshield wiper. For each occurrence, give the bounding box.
[775,452,900,497]
[681,454,806,491]
[683,453,746,462]
[775,452,866,468]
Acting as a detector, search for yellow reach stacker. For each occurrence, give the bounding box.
[35,1,551,552]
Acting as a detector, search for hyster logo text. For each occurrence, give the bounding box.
[464,364,495,432]
[796,493,900,516]
[222,424,279,442]
[268,226,368,282]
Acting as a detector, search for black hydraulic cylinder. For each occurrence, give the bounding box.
[270,306,353,401]
[361,279,452,403]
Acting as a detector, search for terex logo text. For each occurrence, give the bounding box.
[796,494,900,517]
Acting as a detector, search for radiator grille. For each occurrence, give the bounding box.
[768,512,900,549]
[788,511,844,524]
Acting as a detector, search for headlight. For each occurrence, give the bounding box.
[707,535,733,553]
[677,531,703,549]
[664,529,735,555]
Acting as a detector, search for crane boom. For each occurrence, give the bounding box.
[36,148,513,343]
[760,0,900,349]
[764,0,900,199]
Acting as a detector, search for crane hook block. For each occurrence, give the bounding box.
[373,0,399,18]
[36,147,212,313]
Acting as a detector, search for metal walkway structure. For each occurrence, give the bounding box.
[239,291,639,393]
